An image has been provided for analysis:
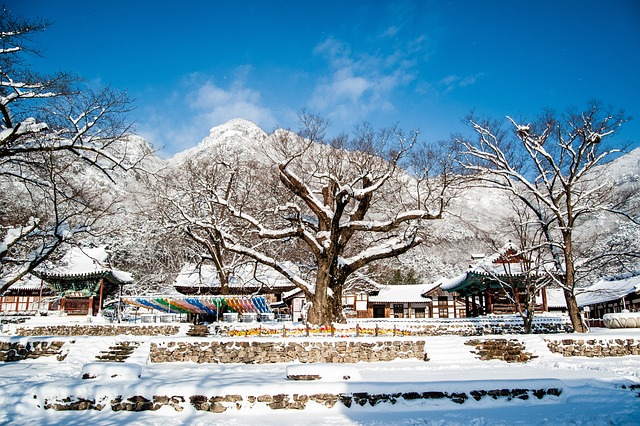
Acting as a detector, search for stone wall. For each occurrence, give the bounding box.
[380,321,571,336]
[546,338,640,357]
[0,341,67,362]
[150,340,426,364]
[15,325,180,337]
[218,319,572,338]
[40,387,564,412]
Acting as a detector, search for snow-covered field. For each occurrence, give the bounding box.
[1,322,639,425]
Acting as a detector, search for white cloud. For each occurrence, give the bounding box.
[309,36,417,126]
[137,73,277,156]
[439,73,485,93]
[190,79,276,130]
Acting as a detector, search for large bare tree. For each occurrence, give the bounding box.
[148,140,268,295]
[0,10,143,292]
[208,115,450,325]
[458,101,635,332]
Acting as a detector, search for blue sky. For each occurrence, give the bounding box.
[10,0,640,156]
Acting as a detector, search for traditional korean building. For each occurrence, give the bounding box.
[441,242,550,317]
[576,272,640,319]
[173,262,298,300]
[168,262,298,321]
[36,246,132,316]
[340,281,465,319]
[0,274,55,315]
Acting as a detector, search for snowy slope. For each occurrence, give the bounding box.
[8,119,637,293]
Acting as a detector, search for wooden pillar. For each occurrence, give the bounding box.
[60,297,66,315]
[88,296,94,316]
[472,295,478,317]
[541,287,548,312]
[38,279,44,314]
[486,289,493,314]
[97,278,105,315]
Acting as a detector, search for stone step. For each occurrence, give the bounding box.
[95,341,141,362]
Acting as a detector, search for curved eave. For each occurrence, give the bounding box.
[443,271,541,295]
[368,297,432,304]
[37,270,130,286]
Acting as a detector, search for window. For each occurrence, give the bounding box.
[342,295,354,306]
[438,296,449,318]
[414,307,425,318]
[393,303,404,318]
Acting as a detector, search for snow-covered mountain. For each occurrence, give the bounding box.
[18,118,637,294]
[169,119,271,165]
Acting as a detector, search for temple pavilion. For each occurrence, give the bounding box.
[441,243,550,317]
[36,246,132,316]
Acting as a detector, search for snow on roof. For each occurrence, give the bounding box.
[576,272,640,307]
[368,284,433,303]
[39,246,133,282]
[54,246,107,273]
[439,273,469,291]
[441,243,529,292]
[174,262,299,290]
[3,274,44,292]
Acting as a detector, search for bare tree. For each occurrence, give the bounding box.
[481,202,554,333]
[0,10,143,292]
[148,142,267,295]
[209,114,449,325]
[458,101,635,332]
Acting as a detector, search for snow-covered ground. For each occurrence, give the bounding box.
[0,321,639,425]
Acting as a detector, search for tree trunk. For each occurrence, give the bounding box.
[306,260,345,326]
[564,288,587,333]
[562,234,588,333]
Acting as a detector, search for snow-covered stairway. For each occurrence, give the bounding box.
[95,341,141,362]
[422,335,478,364]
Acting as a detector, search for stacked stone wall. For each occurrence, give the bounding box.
[0,340,67,361]
[219,320,571,338]
[15,325,180,337]
[546,338,640,357]
[150,340,426,364]
[40,387,564,412]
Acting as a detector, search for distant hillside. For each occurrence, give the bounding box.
[25,119,638,294]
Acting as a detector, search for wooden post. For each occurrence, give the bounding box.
[97,278,105,315]
[541,287,548,312]
[38,279,44,315]
[117,283,123,323]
